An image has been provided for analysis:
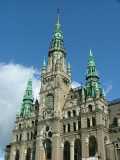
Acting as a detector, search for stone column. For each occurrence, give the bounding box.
[35,138,45,160]
[70,141,74,160]
[52,133,63,160]
[81,132,89,159]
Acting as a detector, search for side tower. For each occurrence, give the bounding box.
[35,14,71,160]
[81,50,110,160]
[5,79,39,160]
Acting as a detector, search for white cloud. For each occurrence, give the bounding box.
[0,63,40,158]
[105,84,113,95]
[71,81,81,89]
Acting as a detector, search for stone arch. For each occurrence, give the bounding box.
[15,149,20,160]
[26,148,32,160]
[63,141,70,160]
[89,136,97,157]
[74,139,82,160]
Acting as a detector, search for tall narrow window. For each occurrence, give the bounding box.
[78,120,81,130]
[26,148,32,160]
[63,125,66,133]
[73,122,76,131]
[74,139,82,160]
[88,105,92,112]
[87,118,90,128]
[92,117,96,127]
[89,136,97,157]
[113,117,118,127]
[19,134,22,141]
[63,141,70,160]
[68,111,71,118]
[68,124,70,132]
[15,150,19,160]
[73,110,76,117]
[44,139,52,160]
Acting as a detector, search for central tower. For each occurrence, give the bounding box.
[40,13,71,118]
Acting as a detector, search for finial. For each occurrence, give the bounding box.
[67,62,71,69]
[56,8,61,29]
[43,56,46,66]
[90,49,93,56]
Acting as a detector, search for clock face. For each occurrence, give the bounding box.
[55,32,62,38]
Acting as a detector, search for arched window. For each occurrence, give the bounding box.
[74,139,82,160]
[87,118,90,128]
[73,110,76,117]
[78,120,81,130]
[44,139,52,160]
[73,122,76,131]
[68,111,71,118]
[26,148,32,160]
[19,124,21,129]
[19,134,22,141]
[63,125,66,133]
[63,141,70,160]
[92,117,96,127]
[15,150,19,160]
[88,105,93,112]
[45,94,54,109]
[89,136,97,157]
[68,124,71,132]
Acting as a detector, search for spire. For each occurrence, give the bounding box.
[49,10,65,52]
[86,49,98,79]
[85,50,104,98]
[19,78,33,118]
[42,56,46,74]
[67,62,72,79]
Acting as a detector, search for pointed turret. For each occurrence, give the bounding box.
[41,56,46,75]
[86,49,98,80]
[85,50,104,98]
[67,62,72,80]
[49,11,65,53]
[19,78,33,118]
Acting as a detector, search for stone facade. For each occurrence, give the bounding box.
[5,15,120,160]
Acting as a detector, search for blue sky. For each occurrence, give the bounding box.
[0,0,120,158]
[0,0,120,100]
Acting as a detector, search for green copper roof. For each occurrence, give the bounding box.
[85,50,104,98]
[86,50,99,79]
[49,13,64,51]
[23,78,33,101]
[19,78,33,118]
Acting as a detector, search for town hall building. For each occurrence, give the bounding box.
[5,14,120,160]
